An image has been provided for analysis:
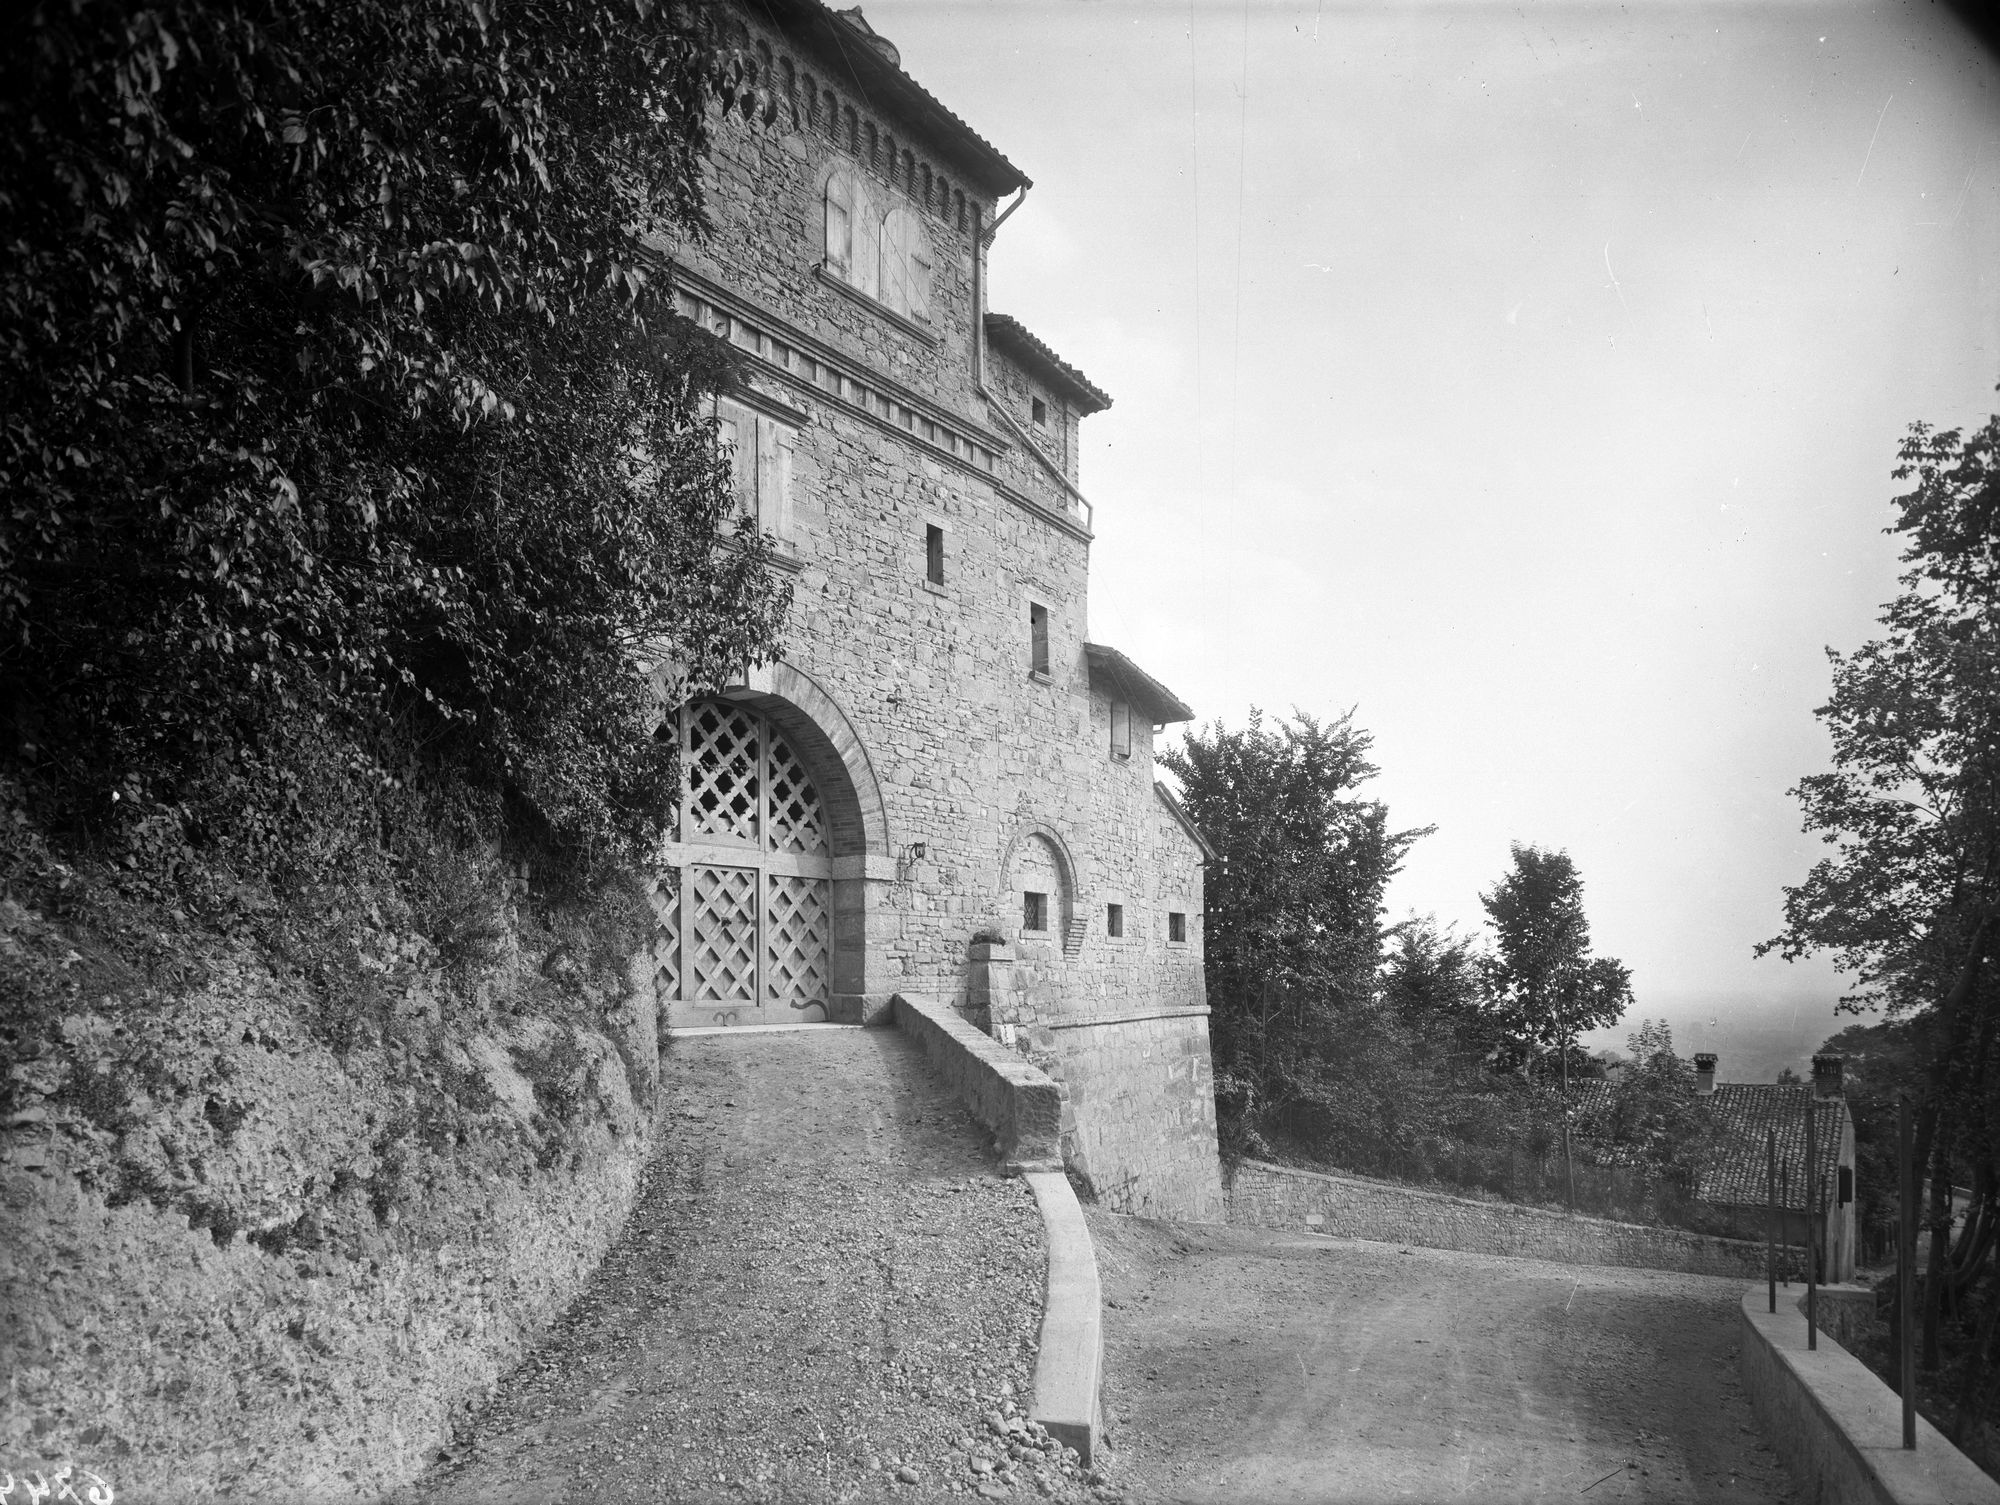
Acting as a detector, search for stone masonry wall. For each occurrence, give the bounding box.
[1047,1013,1224,1222]
[650,4,1225,1225]
[1230,1159,1788,1279]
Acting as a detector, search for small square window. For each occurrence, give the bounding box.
[1031,396,1048,426]
[1110,700,1131,759]
[1168,911,1187,944]
[1106,903,1124,938]
[925,524,944,585]
[1023,891,1049,932]
[1029,602,1050,677]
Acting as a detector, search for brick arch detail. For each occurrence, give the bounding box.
[723,660,889,860]
[998,820,1078,909]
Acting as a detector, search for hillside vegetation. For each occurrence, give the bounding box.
[1,3,793,1495]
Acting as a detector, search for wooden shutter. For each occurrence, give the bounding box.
[716,400,756,522]
[879,207,911,315]
[824,172,854,279]
[907,218,932,321]
[771,424,794,539]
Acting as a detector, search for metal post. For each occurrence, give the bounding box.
[1807,1090,1818,1350]
[1767,1126,1778,1314]
[1899,1095,1917,1450]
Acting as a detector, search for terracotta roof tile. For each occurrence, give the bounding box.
[762,1,1029,197]
[984,315,1113,415]
[1084,643,1194,724]
[1567,1080,1847,1211]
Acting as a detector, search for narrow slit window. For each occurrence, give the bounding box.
[925,524,944,585]
[1110,700,1131,759]
[1106,903,1124,939]
[1023,891,1049,933]
[1168,911,1187,944]
[1029,603,1050,677]
[1031,396,1048,427]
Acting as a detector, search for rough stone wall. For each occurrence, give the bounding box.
[1046,1014,1224,1222]
[649,8,1224,1223]
[2,900,661,1503]
[1229,1159,1793,1279]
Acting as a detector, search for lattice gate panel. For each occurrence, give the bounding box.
[688,703,759,844]
[689,865,758,1001]
[765,874,830,1009]
[765,731,827,856]
[648,868,683,1002]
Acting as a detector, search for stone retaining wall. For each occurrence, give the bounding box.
[1229,1159,1792,1279]
[891,992,1062,1168]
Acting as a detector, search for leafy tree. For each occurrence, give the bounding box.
[1479,844,1632,1075]
[1603,1020,1714,1192]
[1,0,789,894]
[1761,395,2000,1413]
[1163,709,1430,1153]
[1479,843,1631,1208]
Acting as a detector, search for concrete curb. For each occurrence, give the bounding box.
[1023,1169,1103,1466]
[889,993,1062,1169]
[1738,1286,2000,1504]
[886,993,1103,1465]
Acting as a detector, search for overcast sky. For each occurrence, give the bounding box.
[867,0,2000,1070]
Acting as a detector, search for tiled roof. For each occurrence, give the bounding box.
[1698,1084,1847,1211]
[984,315,1113,415]
[1084,643,1194,724]
[762,1,1029,197]
[1567,1080,1847,1211]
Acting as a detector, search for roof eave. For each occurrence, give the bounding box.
[764,0,1029,198]
[1084,642,1195,724]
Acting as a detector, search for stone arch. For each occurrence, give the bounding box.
[998,820,1079,948]
[722,659,889,860]
[651,662,888,1027]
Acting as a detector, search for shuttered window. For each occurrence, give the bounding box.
[715,398,796,541]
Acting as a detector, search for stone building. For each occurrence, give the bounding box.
[639,2,1223,1219]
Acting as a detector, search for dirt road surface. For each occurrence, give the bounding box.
[1091,1218,1798,1505]
[398,1028,1102,1505]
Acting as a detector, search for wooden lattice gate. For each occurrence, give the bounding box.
[652,700,833,1028]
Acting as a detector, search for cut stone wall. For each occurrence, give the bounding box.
[1229,1159,1790,1279]
[648,4,1225,1225]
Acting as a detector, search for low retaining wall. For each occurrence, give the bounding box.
[1022,1171,1103,1465]
[1739,1287,2000,1504]
[890,995,1103,1465]
[890,993,1062,1170]
[1228,1159,1785,1278]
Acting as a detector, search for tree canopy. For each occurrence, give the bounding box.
[1479,843,1632,1074]
[2,0,789,892]
[1163,709,1429,1072]
[1763,393,2000,1418]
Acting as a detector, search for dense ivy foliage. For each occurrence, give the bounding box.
[1,0,790,892]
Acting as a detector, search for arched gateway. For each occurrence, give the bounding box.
[650,670,886,1029]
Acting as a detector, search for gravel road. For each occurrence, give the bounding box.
[1089,1217,1799,1505]
[399,1027,1107,1505]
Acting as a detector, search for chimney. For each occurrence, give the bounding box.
[1812,1055,1844,1099]
[1693,1053,1717,1096]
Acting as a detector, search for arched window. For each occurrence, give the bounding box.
[878,205,932,321]
[824,169,880,301]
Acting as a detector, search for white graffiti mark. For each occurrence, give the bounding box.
[0,1463,115,1504]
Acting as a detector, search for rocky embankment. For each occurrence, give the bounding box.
[1,815,663,1502]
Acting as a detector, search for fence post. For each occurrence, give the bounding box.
[1899,1094,1916,1450]
[1806,1091,1818,1350]
[1767,1126,1777,1314]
